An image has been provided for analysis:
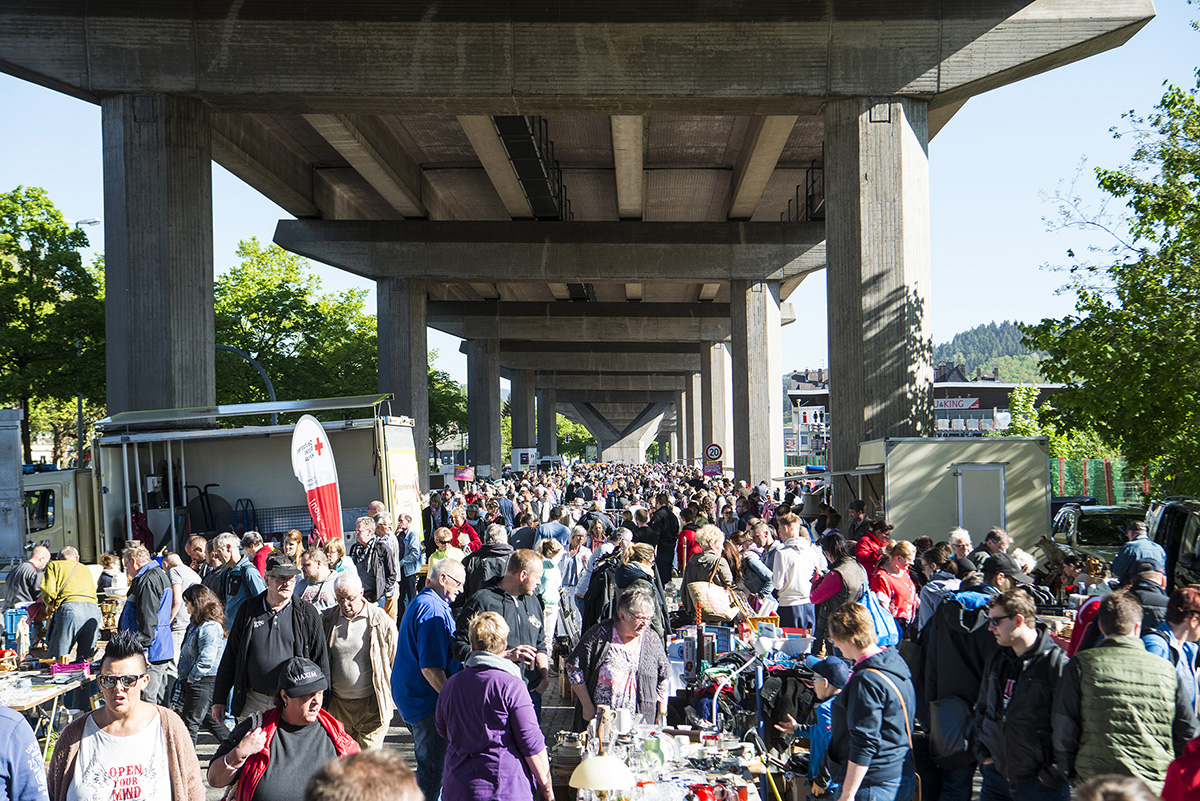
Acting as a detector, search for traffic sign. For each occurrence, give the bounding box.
[705,443,723,461]
[703,460,722,476]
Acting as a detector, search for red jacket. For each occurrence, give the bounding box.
[855,534,886,576]
[1163,735,1200,801]
[235,707,359,801]
[451,522,481,552]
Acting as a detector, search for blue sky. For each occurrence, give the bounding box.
[1,3,1195,386]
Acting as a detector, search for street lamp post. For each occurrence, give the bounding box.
[73,218,100,466]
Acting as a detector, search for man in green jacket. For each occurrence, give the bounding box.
[1053,591,1200,794]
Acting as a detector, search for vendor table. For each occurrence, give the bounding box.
[4,674,87,760]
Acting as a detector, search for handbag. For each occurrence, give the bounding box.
[860,586,901,648]
[927,695,976,769]
[686,559,738,623]
[865,669,923,801]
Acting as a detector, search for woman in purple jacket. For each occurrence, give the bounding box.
[436,611,554,801]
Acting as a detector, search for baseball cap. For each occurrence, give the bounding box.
[266,552,302,578]
[805,655,851,689]
[278,657,328,696]
[982,553,1032,584]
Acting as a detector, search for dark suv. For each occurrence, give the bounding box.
[1148,497,1200,591]
[1049,503,1147,565]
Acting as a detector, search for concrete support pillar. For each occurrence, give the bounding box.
[668,431,678,464]
[655,432,670,463]
[700,341,729,466]
[102,94,214,414]
[537,389,558,459]
[466,339,502,476]
[731,280,784,485]
[377,278,429,491]
[510,370,536,450]
[684,373,702,465]
[570,402,669,465]
[825,97,933,474]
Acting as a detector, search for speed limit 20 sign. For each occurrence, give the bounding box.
[704,443,723,461]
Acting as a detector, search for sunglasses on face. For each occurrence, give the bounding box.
[98,674,145,690]
[986,614,1014,627]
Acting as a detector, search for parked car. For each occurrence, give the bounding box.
[1148,497,1200,591]
[1049,503,1147,565]
[1051,495,1099,519]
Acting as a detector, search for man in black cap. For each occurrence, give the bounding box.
[213,552,330,723]
[209,656,360,798]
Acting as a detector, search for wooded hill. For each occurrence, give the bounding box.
[933,321,1047,383]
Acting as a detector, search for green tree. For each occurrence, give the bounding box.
[989,385,1114,459]
[0,187,104,462]
[213,239,376,418]
[1023,49,1200,493]
[427,351,467,461]
[28,395,106,465]
[557,414,596,460]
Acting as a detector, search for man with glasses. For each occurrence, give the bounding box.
[48,630,204,800]
[392,558,466,801]
[975,589,1070,800]
[214,552,329,723]
[321,572,397,750]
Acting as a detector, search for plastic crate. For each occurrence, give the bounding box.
[5,608,28,639]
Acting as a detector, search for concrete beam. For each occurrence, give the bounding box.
[0,4,1153,113]
[611,116,644,219]
[273,220,826,283]
[498,351,702,373]
[457,115,532,219]
[728,116,798,220]
[556,390,679,406]
[211,114,319,218]
[303,114,426,218]
[530,373,688,393]
[429,302,735,342]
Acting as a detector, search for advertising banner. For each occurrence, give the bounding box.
[290,414,344,543]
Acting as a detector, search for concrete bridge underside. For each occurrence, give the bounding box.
[0,2,1155,484]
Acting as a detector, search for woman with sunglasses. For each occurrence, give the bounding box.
[564,585,670,731]
[48,629,205,800]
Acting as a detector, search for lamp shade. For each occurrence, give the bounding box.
[569,754,637,791]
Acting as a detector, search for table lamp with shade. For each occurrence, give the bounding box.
[570,705,637,800]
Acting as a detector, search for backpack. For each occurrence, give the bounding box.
[858,585,901,648]
[580,551,624,631]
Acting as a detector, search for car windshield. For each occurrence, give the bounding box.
[1077,512,1143,548]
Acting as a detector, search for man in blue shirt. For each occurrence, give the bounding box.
[1111,520,1167,585]
[537,506,572,548]
[392,557,466,801]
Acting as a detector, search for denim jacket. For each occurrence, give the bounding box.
[177,620,226,684]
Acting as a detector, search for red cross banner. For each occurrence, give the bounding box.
[291,414,344,544]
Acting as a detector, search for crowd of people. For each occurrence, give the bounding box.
[2,461,1199,801]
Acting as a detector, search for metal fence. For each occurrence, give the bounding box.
[1051,458,1148,505]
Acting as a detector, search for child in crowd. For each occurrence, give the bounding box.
[776,655,850,797]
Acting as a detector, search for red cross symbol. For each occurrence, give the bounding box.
[315,438,324,455]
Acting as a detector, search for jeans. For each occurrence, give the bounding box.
[852,760,918,801]
[47,602,101,659]
[145,661,170,706]
[979,762,1068,801]
[408,712,448,801]
[179,676,231,743]
[939,762,977,801]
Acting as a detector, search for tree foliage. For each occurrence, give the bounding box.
[557,414,596,460]
[1023,52,1200,494]
[987,385,1114,460]
[0,187,104,462]
[214,239,377,415]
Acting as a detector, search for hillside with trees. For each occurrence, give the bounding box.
[933,320,1047,382]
